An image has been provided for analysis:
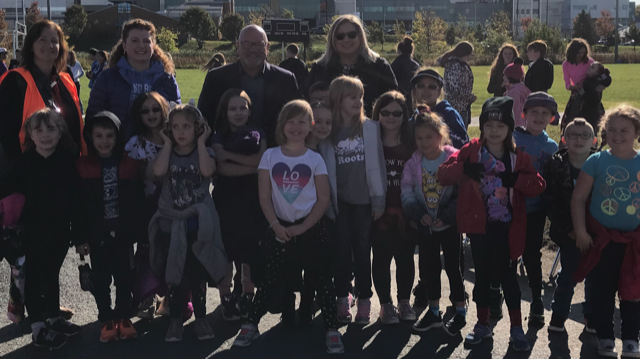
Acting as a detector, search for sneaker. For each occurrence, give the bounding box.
[412,282,428,309]
[194,318,215,341]
[490,288,504,319]
[117,319,137,340]
[7,301,25,323]
[622,340,640,358]
[354,298,371,325]
[222,294,241,321]
[509,326,531,352]
[47,317,81,336]
[529,301,545,326]
[584,317,597,334]
[464,323,492,345]
[597,339,618,357]
[337,296,352,324]
[236,293,254,319]
[165,319,184,343]
[379,303,400,325]
[233,324,259,347]
[326,330,345,354]
[99,320,119,343]
[443,313,467,336]
[33,327,67,350]
[548,313,566,333]
[398,300,417,322]
[413,310,443,332]
[136,296,157,320]
[59,307,75,320]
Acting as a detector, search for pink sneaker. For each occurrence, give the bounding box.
[7,301,24,324]
[337,296,352,323]
[355,298,371,325]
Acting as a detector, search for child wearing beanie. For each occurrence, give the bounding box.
[503,58,532,127]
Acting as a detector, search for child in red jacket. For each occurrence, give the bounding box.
[438,97,545,352]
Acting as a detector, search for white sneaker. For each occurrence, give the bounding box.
[233,324,259,347]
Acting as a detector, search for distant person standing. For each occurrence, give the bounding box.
[201,53,226,72]
[439,42,476,128]
[8,49,20,70]
[67,50,85,114]
[86,48,99,88]
[0,48,8,77]
[391,36,420,106]
[279,43,308,90]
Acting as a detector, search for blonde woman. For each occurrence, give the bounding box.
[305,14,398,117]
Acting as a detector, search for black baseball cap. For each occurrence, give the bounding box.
[410,69,444,87]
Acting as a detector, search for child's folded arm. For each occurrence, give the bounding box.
[543,165,573,233]
[513,155,546,198]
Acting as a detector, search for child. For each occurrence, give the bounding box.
[73,111,145,343]
[308,81,331,107]
[88,50,107,89]
[571,105,640,358]
[149,103,228,342]
[487,44,519,97]
[524,40,554,93]
[233,100,344,354]
[438,97,545,352]
[211,88,267,320]
[410,69,469,150]
[560,39,595,130]
[503,58,531,128]
[318,75,387,325]
[512,92,559,325]
[370,91,417,325]
[0,109,81,349]
[306,101,333,152]
[544,118,596,334]
[578,62,612,136]
[401,110,467,335]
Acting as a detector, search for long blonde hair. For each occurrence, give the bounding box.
[330,75,365,139]
[317,15,378,67]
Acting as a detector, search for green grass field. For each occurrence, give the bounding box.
[77,63,640,145]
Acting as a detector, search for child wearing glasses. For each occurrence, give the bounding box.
[410,69,469,150]
[544,118,596,335]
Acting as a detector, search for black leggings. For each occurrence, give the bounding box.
[24,237,68,324]
[419,226,465,303]
[168,233,207,320]
[371,225,415,304]
[522,210,546,301]
[250,219,337,330]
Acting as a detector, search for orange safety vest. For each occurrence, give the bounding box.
[0,67,86,155]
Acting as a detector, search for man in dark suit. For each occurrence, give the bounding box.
[198,25,301,147]
[279,44,308,91]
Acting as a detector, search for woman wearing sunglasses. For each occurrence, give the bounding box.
[86,19,181,142]
[437,41,476,128]
[305,14,398,117]
[410,69,469,150]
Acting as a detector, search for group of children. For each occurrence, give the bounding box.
[0,41,639,358]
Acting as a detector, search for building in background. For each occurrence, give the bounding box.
[561,0,630,35]
[512,0,562,37]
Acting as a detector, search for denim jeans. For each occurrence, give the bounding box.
[335,200,373,299]
[550,233,594,320]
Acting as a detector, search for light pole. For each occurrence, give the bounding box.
[47,0,51,20]
[615,0,619,62]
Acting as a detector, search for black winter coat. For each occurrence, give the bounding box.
[71,155,146,247]
[305,56,398,117]
[525,58,554,93]
[487,63,507,97]
[391,54,420,103]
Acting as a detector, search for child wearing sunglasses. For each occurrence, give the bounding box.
[410,69,469,150]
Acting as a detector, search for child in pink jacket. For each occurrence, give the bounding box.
[503,58,531,128]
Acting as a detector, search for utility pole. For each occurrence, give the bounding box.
[546,0,549,25]
[615,0,619,62]
[47,0,51,20]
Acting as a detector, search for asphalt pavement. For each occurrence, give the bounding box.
[0,240,620,359]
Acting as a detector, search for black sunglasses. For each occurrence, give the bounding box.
[380,110,403,118]
[139,107,162,115]
[335,31,357,41]
[565,132,594,140]
[415,83,440,90]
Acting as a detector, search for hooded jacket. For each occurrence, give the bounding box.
[437,138,546,260]
[401,146,459,231]
[505,83,532,128]
[431,101,470,149]
[513,127,558,212]
[543,147,595,239]
[86,58,181,141]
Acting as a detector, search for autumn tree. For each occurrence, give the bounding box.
[413,10,446,53]
[636,4,640,17]
[323,14,340,37]
[282,8,294,19]
[595,9,614,43]
[62,5,87,46]
[156,27,177,52]
[520,17,533,31]
[487,10,511,36]
[26,2,43,30]
[393,20,406,43]
[0,9,11,49]
[455,14,469,39]
[521,18,564,55]
[220,12,244,41]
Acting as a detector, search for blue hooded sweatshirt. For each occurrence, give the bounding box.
[86,58,181,141]
[513,126,558,213]
[432,100,469,150]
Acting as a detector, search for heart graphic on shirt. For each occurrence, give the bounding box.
[389,170,398,177]
[272,162,312,204]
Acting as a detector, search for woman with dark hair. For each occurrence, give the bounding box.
[487,43,518,97]
[439,42,476,127]
[304,14,397,117]
[0,20,85,164]
[86,18,181,142]
[391,36,420,105]
[560,38,595,130]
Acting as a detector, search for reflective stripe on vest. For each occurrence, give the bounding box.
[0,67,86,155]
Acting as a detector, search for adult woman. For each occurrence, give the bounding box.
[391,36,420,105]
[67,50,85,113]
[87,19,180,141]
[0,20,84,163]
[560,38,595,131]
[439,42,476,128]
[305,14,397,116]
[487,44,518,97]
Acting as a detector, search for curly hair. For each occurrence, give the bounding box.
[20,20,68,73]
[601,104,640,136]
[108,19,174,74]
[566,38,591,64]
[165,104,206,146]
[22,109,76,154]
[489,43,518,80]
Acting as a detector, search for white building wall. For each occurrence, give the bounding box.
[561,0,630,34]
[334,0,356,16]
